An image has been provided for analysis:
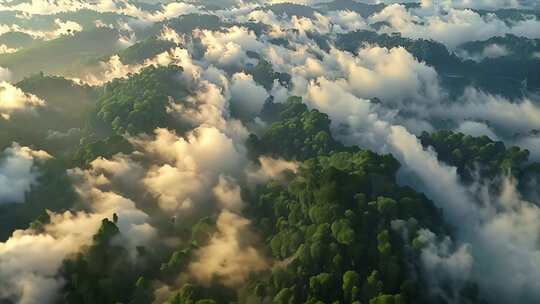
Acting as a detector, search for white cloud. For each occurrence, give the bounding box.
[370,4,540,48]
[0,82,45,119]
[0,143,51,204]
[188,210,269,287]
[229,72,269,119]
[197,26,263,68]
[456,121,499,140]
[137,126,246,215]
[246,156,298,185]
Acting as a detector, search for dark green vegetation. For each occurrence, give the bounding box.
[420,130,540,200]
[72,65,190,167]
[244,151,449,304]
[114,38,177,65]
[90,64,188,136]
[474,8,540,22]
[420,130,530,182]
[248,97,348,160]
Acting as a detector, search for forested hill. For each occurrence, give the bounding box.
[0,1,540,304]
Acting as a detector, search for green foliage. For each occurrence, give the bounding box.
[369,294,405,304]
[160,247,193,277]
[247,96,350,160]
[244,150,447,303]
[419,130,530,182]
[72,134,133,167]
[130,277,154,304]
[115,38,176,65]
[62,218,145,304]
[92,65,187,135]
[164,283,227,304]
[191,216,217,245]
[342,270,360,302]
[331,219,355,245]
[245,59,291,90]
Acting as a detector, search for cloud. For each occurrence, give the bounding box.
[246,156,298,184]
[416,228,473,301]
[0,153,157,304]
[121,2,202,22]
[0,0,202,21]
[137,126,246,215]
[0,218,90,304]
[456,121,499,140]
[0,44,18,54]
[76,46,189,85]
[197,26,263,68]
[188,210,269,287]
[458,43,513,62]
[0,19,82,42]
[514,133,540,162]
[434,0,539,10]
[481,43,510,58]
[0,143,51,204]
[293,47,540,303]
[438,88,540,137]
[0,82,45,119]
[229,72,269,119]
[0,67,12,82]
[370,4,540,48]
[51,19,82,37]
[159,26,183,45]
[330,46,443,103]
[465,178,540,303]
[301,73,540,302]
[326,10,368,33]
[212,175,244,213]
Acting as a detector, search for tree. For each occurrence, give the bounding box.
[343,270,360,302]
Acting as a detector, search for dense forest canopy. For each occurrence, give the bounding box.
[0,1,539,304]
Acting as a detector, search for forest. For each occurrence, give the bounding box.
[0,1,540,304]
